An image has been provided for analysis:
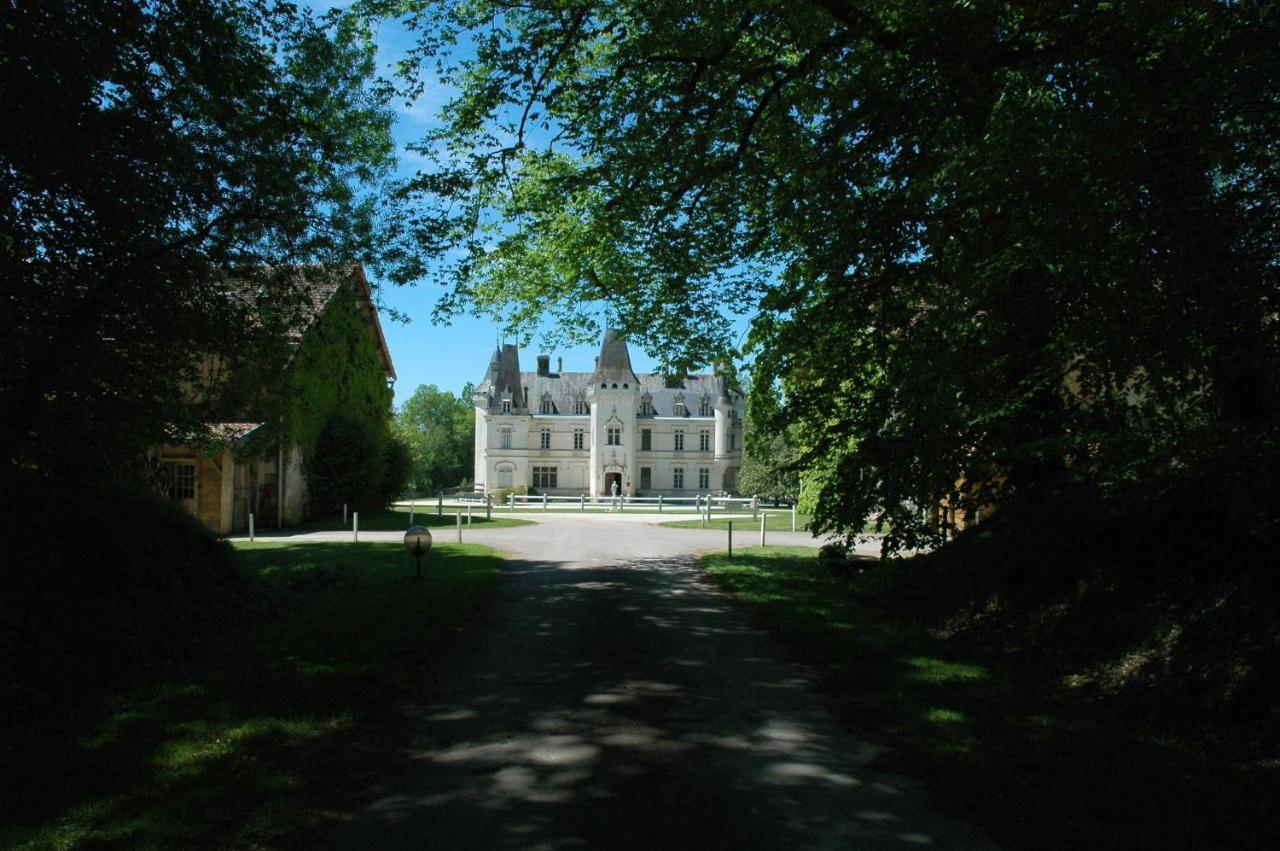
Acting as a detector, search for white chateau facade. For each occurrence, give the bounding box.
[473,331,745,496]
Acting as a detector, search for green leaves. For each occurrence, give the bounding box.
[395,384,474,493]
[370,0,1280,549]
[0,1,406,479]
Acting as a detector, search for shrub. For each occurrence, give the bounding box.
[0,471,249,756]
[306,412,386,514]
[377,430,414,506]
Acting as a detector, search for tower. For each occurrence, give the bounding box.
[587,329,640,495]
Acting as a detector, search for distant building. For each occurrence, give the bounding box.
[151,265,395,533]
[473,330,745,496]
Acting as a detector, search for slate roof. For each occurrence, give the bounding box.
[476,332,740,416]
[224,264,395,379]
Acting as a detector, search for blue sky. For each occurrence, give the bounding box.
[311,4,738,405]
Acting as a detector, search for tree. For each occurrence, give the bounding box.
[0,1,405,482]
[395,383,475,493]
[738,431,802,504]
[307,412,392,515]
[364,0,1280,551]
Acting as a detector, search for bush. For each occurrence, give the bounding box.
[306,412,386,514]
[0,471,249,759]
[377,430,414,506]
[818,542,847,565]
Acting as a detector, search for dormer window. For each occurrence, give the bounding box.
[573,393,587,415]
[699,394,712,416]
[500,393,512,415]
[540,392,554,415]
[640,392,654,416]
[673,392,686,417]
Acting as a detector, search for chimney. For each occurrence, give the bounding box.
[536,354,550,376]
[557,356,563,374]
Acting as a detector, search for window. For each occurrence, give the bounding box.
[640,467,652,490]
[729,429,736,450]
[540,392,554,414]
[167,462,196,500]
[532,466,558,489]
[501,396,512,414]
[500,427,512,449]
[495,464,514,488]
[540,428,551,449]
[699,430,710,451]
[699,395,711,416]
[573,429,584,450]
[640,393,654,416]
[574,395,587,415]
[641,429,652,451]
[673,392,686,416]
[673,467,685,489]
[607,425,621,445]
[698,468,710,489]
[673,430,684,451]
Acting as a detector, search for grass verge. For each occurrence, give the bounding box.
[278,506,535,534]
[701,546,1278,849]
[660,512,813,532]
[1,541,503,849]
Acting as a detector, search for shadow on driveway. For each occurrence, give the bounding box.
[329,553,992,849]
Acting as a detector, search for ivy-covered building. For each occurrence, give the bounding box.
[151,265,396,534]
[473,331,745,497]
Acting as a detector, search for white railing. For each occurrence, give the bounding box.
[393,493,762,515]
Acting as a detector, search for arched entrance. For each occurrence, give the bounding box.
[603,471,622,496]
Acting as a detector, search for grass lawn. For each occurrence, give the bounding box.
[701,546,1278,849]
[1,541,503,849]
[285,505,534,533]
[660,511,814,532]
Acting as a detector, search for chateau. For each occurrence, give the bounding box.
[473,331,745,496]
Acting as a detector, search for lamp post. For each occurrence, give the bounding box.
[403,525,433,580]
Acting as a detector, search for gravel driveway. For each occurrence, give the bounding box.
[315,516,991,849]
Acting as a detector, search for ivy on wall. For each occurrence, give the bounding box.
[229,271,393,468]
[282,282,392,458]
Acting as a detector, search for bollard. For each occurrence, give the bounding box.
[620,494,625,512]
[486,493,492,520]
[467,503,473,527]
[409,500,415,525]
[249,512,255,542]
[791,504,797,532]
[752,496,758,519]
[581,493,586,512]
[438,492,443,516]
[343,503,347,526]
[353,511,359,543]
[457,511,462,542]
[760,512,767,547]
[727,520,733,559]
[658,494,663,512]
[509,492,515,511]
[543,493,548,512]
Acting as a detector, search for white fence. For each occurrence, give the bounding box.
[394,492,765,516]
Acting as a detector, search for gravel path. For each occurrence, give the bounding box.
[316,516,992,849]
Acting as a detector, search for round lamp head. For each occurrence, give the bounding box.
[403,525,432,556]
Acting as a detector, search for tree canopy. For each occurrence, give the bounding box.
[395,383,475,493]
[1,0,405,480]
[367,0,1280,551]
